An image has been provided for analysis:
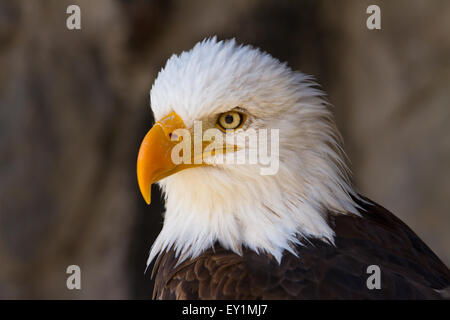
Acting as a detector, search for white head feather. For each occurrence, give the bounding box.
[147,37,359,267]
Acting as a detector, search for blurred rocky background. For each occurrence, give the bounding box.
[0,0,448,299]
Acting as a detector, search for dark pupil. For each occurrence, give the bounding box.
[224,114,234,124]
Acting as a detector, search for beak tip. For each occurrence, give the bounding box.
[140,186,151,205]
[137,177,152,205]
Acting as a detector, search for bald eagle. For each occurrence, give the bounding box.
[136,38,449,299]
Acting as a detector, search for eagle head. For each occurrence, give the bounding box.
[137,37,359,265]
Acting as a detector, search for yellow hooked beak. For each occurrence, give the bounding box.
[137,112,205,204]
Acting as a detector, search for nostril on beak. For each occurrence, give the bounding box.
[169,132,179,141]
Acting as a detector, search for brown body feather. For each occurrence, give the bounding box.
[151,196,450,299]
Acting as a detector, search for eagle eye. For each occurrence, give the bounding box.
[216,111,246,131]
